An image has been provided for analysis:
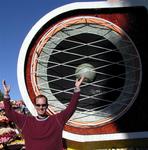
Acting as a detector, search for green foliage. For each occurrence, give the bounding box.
[0,90,4,101]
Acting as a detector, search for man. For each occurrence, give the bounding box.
[2,76,84,150]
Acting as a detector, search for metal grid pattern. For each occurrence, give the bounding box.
[31,16,142,127]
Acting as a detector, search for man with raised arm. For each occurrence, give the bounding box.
[2,76,84,150]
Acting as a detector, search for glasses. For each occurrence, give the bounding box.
[35,104,47,108]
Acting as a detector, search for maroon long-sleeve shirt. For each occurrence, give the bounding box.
[4,92,80,150]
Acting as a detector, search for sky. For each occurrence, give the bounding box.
[0,0,147,100]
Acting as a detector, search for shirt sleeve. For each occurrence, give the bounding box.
[57,91,80,126]
[4,96,27,130]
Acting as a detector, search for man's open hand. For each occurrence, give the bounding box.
[2,80,10,95]
[75,76,84,88]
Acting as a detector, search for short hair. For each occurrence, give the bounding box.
[34,94,48,105]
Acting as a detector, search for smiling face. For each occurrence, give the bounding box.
[35,95,48,117]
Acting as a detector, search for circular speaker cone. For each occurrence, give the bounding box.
[18,15,142,128]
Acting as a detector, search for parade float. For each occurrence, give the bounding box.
[17,1,148,149]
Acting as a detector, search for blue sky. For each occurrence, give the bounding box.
[0,0,147,100]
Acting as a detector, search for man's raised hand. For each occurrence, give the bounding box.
[75,76,84,88]
[2,80,10,95]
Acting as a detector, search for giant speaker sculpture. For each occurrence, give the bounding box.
[17,1,148,149]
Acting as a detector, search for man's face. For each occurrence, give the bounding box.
[35,97,48,116]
